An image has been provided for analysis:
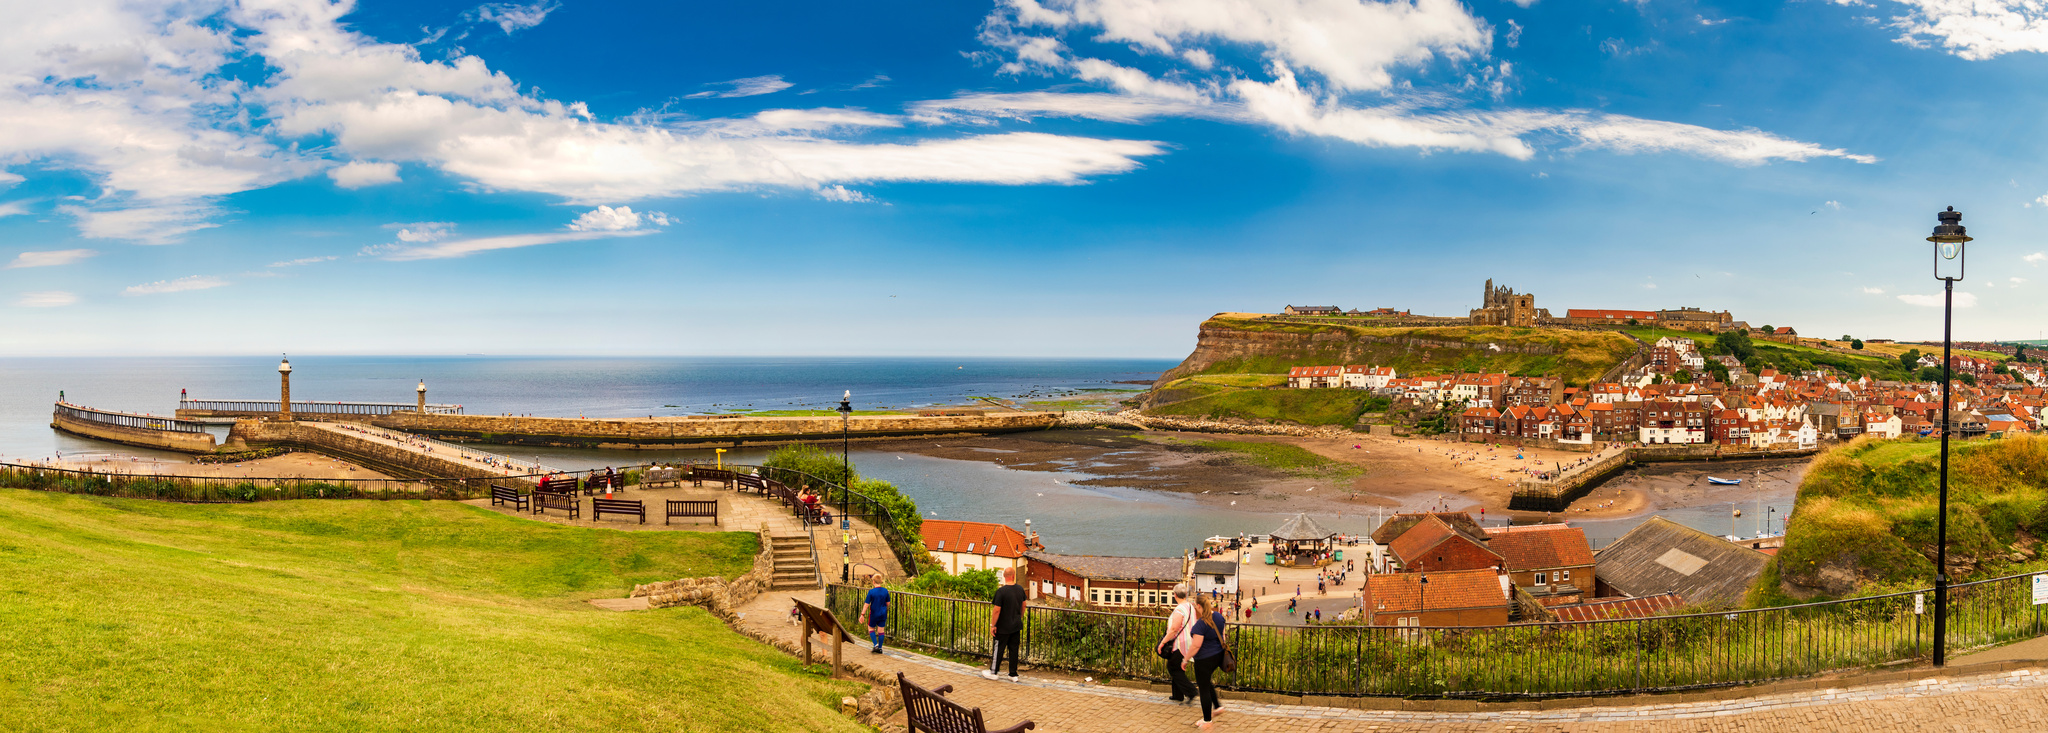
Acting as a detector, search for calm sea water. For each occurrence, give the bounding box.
[0,355,1792,555]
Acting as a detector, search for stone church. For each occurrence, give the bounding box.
[1470,279,1549,327]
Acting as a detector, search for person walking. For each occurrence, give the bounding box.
[1178,593,1229,730]
[982,568,1027,682]
[858,575,890,655]
[1152,584,1198,704]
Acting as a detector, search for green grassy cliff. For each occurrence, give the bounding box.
[1766,436,2048,604]
[1163,316,1638,385]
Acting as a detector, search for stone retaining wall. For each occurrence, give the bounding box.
[370,411,1063,449]
[50,412,217,453]
[630,523,778,618]
[1059,409,1351,438]
[229,419,515,484]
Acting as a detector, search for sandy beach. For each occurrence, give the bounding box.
[17,453,393,481]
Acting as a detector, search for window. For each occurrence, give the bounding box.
[1560,570,1572,582]
[1534,572,1548,586]
[1089,589,1099,603]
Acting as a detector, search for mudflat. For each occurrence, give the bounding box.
[878,428,1810,522]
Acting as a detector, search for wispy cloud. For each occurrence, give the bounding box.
[372,207,671,260]
[7,249,97,269]
[124,276,229,295]
[1861,286,1885,294]
[0,200,30,218]
[1898,292,1976,307]
[816,185,874,203]
[1825,200,1842,210]
[685,75,794,99]
[471,1,560,34]
[16,291,77,308]
[268,255,337,268]
[2027,252,2047,264]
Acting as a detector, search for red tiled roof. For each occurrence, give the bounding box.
[1387,515,1502,567]
[1368,569,1509,613]
[1551,593,1685,622]
[922,520,1032,558]
[1483,525,1595,572]
[1289,366,1343,377]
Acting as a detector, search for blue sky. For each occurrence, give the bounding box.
[4,0,2048,357]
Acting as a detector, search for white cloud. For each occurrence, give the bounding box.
[817,185,874,203]
[2026,252,2047,264]
[2033,193,2048,208]
[1898,292,1976,307]
[470,1,560,35]
[124,275,229,296]
[2013,276,2028,283]
[16,291,77,308]
[1826,200,1842,210]
[1861,286,1885,294]
[685,75,795,99]
[369,230,649,261]
[567,205,671,231]
[972,2,1872,167]
[994,0,1490,93]
[268,255,337,267]
[388,222,457,243]
[7,249,97,269]
[1699,15,1730,26]
[1505,20,1523,49]
[0,171,23,186]
[329,161,401,189]
[58,203,222,244]
[1890,0,2048,59]
[0,201,30,217]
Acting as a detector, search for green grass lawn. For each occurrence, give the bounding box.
[0,491,867,732]
[1191,317,1636,385]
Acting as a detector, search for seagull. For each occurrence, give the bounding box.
[1230,501,1237,505]
[1036,493,1044,497]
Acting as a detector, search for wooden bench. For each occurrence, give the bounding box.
[489,484,529,512]
[539,475,579,496]
[587,473,624,494]
[795,500,828,525]
[735,474,767,494]
[643,467,682,487]
[534,490,579,519]
[664,500,719,526]
[591,498,644,524]
[690,467,735,489]
[898,672,1035,733]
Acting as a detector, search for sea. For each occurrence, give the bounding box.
[0,355,1795,556]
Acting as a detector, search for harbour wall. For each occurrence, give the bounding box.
[230,420,527,485]
[366,411,1064,449]
[1508,444,1820,512]
[50,411,217,454]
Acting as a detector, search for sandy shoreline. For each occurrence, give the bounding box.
[874,428,1809,522]
[13,453,393,481]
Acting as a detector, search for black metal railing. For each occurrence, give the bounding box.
[179,398,463,415]
[827,572,2048,698]
[54,402,208,434]
[729,463,918,577]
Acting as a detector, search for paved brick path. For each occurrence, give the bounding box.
[734,591,2048,732]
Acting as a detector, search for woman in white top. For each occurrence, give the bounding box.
[1154,584,1198,704]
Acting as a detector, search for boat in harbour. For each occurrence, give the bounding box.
[1706,477,1741,485]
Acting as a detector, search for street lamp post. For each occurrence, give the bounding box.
[1926,206,1972,667]
[837,390,853,501]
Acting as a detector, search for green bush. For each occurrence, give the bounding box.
[905,568,1000,600]
[763,443,924,573]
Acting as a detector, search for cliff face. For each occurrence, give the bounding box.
[1156,316,1636,387]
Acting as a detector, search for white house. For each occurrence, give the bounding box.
[921,520,1037,576]
[1794,418,1819,450]
[1190,559,1238,597]
[1863,412,1903,439]
[1288,365,1344,389]
[1343,365,1397,390]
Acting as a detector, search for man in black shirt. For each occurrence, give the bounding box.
[981,567,1027,681]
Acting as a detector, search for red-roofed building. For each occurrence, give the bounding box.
[1288,365,1343,389]
[1484,524,1596,603]
[1387,514,1503,573]
[1361,569,1513,627]
[922,519,1039,576]
[1566,309,1659,325]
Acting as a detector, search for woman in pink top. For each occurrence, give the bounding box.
[1154,584,1197,705]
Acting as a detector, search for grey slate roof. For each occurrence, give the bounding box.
[1593,516,1768,609]
[1191,560,1238,576]
[1026,552,1185,582]
[1270,513,1336,541]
